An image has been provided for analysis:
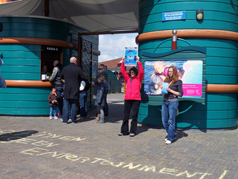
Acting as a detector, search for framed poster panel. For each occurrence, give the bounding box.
[141,46,206,105]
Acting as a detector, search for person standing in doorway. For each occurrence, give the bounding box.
[61,57,85,124]
[47,60,64,118]
[94,75,107,123]
[118,56,144,137]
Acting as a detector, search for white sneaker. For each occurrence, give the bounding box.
[49,116,52,120]
[54,116,58,120]
[130,133,135,137]
[165,139,171,145]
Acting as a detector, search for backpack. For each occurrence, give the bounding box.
[79,79,91,92]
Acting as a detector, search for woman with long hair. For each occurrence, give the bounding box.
[118,56,144,137]
[162,66,183,144]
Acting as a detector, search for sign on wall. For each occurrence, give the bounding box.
[162,11,186,21]
[144,60,203,98]
[142,46,206,104]
[41,46,62,52]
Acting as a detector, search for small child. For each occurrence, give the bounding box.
[95,75,107,123]
[48,88,59,119]
[150,61,167,80]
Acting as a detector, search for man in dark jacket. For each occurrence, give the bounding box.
[48,60,64,117]
[61,57,85,124]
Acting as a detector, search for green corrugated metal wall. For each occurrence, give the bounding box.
[0,17,99,115]
[139,0,238,33]
[138,0,238,128]
[0,44,41,80]
[106,70,122,93]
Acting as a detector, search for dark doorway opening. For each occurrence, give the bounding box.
[41,45,62,77]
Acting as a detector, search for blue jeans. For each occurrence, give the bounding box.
[97,106,104,123]
[56,87,63,115]
[162,101,179,142]
[63,99,78,123]
[79,92,87,117]
[50,106,57,117]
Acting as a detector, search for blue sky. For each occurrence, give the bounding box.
[98,33,138,62]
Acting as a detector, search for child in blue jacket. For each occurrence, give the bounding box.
[95,75,107,123]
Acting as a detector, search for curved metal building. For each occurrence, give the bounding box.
[0,16,99,115]
[137,0,238,129]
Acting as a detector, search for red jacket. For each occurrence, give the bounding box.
[121,61,144,101]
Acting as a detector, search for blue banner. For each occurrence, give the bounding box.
[162,11,186,21]
[125,47,137,66]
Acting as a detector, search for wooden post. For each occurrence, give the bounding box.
[78,36,82,67]
[44,0,49,17]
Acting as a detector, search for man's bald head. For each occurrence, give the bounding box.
[70,57,77,64]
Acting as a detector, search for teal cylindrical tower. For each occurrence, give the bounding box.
[138,0,238,128]
[0,16,99,115]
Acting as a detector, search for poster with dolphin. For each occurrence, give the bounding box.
[124,47,137,66]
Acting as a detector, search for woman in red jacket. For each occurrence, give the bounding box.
[118,56,144,137]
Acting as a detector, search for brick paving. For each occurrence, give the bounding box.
[0,93,237,179]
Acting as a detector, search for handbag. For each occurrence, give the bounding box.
[176,108,179,116]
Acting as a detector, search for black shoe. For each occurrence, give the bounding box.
[72,121,78,124]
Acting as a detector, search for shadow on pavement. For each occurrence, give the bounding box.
[137,123,189,141]
[78,100,124,124]
[173,130,189,142]
[137,123,163,135]
[0,130,38,141]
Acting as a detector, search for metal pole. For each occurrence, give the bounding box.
[172,29,177,50]
[172,30,178,132]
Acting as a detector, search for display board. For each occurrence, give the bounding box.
[141,46,206,105]
[144,60,203,98]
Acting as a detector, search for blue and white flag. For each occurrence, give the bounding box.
[0,75,6,89]
[0,58,3,67]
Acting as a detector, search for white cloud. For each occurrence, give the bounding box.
[99,33,138,62]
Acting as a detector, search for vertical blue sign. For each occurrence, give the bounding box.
[125,47,137,66]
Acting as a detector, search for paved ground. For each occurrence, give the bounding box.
[0,93,237,179]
